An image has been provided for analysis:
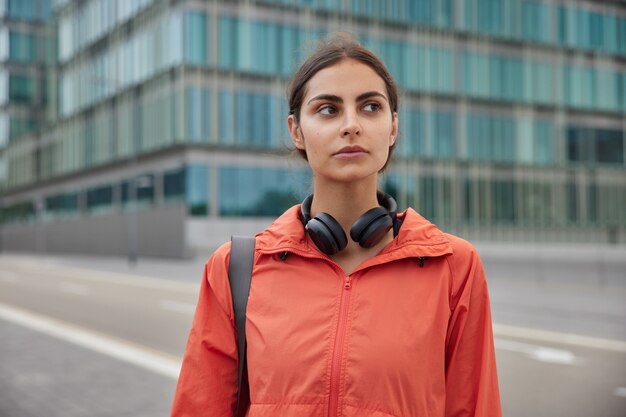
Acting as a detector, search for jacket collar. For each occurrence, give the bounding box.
[255,205,453,261]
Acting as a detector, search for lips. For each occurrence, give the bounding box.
[334,145,367,155]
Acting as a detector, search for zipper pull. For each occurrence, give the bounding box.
[344,276,352,290]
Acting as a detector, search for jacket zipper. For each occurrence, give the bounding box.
[328,274,352,417]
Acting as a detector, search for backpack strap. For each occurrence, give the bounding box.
[228,235,255,417]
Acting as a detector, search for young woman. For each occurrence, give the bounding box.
[171,35,501,417]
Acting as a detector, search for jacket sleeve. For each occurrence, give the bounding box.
[171,243,239,417]
[444,236,501,417]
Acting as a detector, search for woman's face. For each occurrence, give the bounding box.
[288,58,398,184]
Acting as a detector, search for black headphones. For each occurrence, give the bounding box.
[299,191,398,255]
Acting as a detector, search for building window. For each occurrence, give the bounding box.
[567,127,624,165]
[184,12,208,66]
[186,87,210,143]
[466,113,516,163]
[45,192,79,218]
[186,164,209,216]
[9,74,35,103]
[163,167,185,201]
[533,121,554,165]
[9,117,35,141]
[492,180,516,225]
[122,175,155,207]
[86,184,113,212]
[596,129,624,165]
[0,201,35,224]
[9,31,35,62]
[433,111,455,159]
[398,107,425,157]
[219,166,309,216]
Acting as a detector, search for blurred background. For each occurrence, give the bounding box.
[0,0,624,416]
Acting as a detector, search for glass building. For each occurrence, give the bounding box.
[0,0,624,257]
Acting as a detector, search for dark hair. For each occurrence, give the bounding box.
[287,33,399,171]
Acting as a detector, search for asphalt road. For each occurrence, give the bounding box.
[0,248,625,417]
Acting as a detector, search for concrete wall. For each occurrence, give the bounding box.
[186,217,276,256]
[0,204,190,258]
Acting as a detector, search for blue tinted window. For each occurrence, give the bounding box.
[219,90,234,145]
[218,166,310,216]
[186,164,209,216]
[433,111,455,159]
[492,180,516,224]
[558,6,568,45]
[617,19,626,56]
[9,74,35,103]
[398,107,425,157]
[46,192,79,215]
[136,174,155,204]
[86,184,113,210]
[589,11,603,49]
[7,0,39,20]
[567,181,578,223]
[466,113,516,162]
[596,129,624,165]
[9,32,35,62]
[164,168,185,200]
[534,121,553,164]
[184,12,208,66]
[0,201,35,224]
[523,1,550,43]
[218,16,236,69]
[186,87,210,143]
[567,127,624,166]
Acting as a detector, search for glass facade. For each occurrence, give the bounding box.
[0,0,625,245]
[219,166,310,216]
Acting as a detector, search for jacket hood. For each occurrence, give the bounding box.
[255,205,453,260]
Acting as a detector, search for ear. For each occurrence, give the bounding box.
[389,112,398,147]
[288,115,305,150]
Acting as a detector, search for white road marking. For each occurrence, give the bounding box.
[614,387,626,398]
[159,299,196,315]
[0,271,17,283]
[0,258,197,293]
[58,282,88,295]
[0,302,181,379]
[495,338,578,365]
[493,323,626,353]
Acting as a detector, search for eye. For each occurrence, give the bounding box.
[317,105,337,116]
[362,102,382,112]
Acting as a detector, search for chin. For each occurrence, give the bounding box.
[319,168,381,184]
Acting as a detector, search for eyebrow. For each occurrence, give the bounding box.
[306,91,388,105]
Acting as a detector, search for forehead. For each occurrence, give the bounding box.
[303,59,388,100]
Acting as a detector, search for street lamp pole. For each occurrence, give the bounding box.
[128,170,138,265]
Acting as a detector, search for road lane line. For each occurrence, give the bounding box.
[493,323,626,353]
[0,302,181,379]
[1,259,198,293]
[58,282,89,295]
[495,338,578,365]
[159,299,196,315]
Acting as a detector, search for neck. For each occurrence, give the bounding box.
[310,176,380,234]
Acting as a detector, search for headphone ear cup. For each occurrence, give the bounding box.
[350,207,393,248]
[306,212,347,255]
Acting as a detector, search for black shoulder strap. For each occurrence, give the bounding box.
[228,235,255,417]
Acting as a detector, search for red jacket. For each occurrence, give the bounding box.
[171,206,501,417]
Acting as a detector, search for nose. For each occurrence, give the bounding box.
[339,109,361,137]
